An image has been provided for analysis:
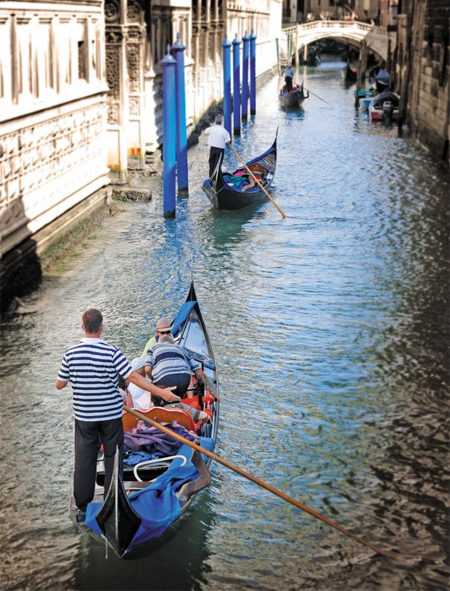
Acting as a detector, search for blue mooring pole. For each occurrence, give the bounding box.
[232,34,241,135]
[161,47,177,218]
[222,36,232,136]
[172,33,188,197]
[250,30,256,115]
[242,31,250,121]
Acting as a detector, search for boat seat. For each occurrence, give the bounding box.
[122,411,139,432]
[145,406,197,432]
[122,405,197,433]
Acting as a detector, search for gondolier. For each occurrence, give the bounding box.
[56,308,178,517]
[284,65,294,92]
[204,114,231,179]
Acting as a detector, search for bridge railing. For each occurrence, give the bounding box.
[280,20,393,61]
[282,21,390,38]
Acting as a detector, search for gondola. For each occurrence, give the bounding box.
[69,282,219,558]
[279,84,309,108]
[342,62,357,83]
[201,133,277,211]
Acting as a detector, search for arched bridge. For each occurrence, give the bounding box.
[282,21,396,61]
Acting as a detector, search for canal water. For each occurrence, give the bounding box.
[1,61,449,591]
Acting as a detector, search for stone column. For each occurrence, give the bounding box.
[105,0,128,182]
[125,0,146,168]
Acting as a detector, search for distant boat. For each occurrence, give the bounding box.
[300,50,321,67]
[375,68,391,93]
[369,92,400,121]
[202,134,277,211]
[279,83,309,108]
[360,96,373,110]
[342,62,358,83]
[354,88,375,98]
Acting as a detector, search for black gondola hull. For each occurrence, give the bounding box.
[202,179,268,211]
[202,134,277,212]
[279,88,307,108]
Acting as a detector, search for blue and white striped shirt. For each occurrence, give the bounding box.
[145,343,201,384]
[57,338,132,422]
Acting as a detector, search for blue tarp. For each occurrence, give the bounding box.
[171,301,197,337]
[84,437,215,550]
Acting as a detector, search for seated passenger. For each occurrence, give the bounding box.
[144,334,215,423]
[141,317,172,358]
[126,357,153,410]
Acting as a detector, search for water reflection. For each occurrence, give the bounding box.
[73,492,218,590]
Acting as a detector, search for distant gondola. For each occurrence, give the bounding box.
[279,84,309,108]
[201,133,277,211]
[342,62,358,83]
[307,51,321,67]
[69,282,219,559]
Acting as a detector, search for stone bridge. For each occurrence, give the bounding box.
[281,20,396,62]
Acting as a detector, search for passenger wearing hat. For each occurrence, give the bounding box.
[141,317,174,358]
[204,114,231,178]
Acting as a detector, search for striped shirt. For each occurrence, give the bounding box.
[57,338,133,422]
[145,342,201,384]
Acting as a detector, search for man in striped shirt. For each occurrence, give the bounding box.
[56,308,179,515]
[144,334,216,421]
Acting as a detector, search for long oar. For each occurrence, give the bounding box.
[124,405,387,556]
[227,145,287,219]
[303,87,334,107]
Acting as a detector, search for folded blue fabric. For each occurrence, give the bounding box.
[123,451,154,466]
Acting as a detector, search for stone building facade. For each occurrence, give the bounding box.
[0,0,109,260]
[395,0,449,162]
[0,0,282,312]
[104,0,282,179]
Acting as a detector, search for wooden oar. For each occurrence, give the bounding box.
[303,87,334,107]
[227,145,287,219]
[124,405,387,556]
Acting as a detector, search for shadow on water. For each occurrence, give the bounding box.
[195,204,267,251]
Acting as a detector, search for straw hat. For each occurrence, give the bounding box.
[155,318,173,332]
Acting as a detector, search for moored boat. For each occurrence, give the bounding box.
[69,282,219,558]
[342,62,358,83]
[360,96,373,110]
[369,91,400,121]
[201,133,277,211]
[279,84,309,108]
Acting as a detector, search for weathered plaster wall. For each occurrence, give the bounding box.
[0,1,109,258]
[395,0,449,161]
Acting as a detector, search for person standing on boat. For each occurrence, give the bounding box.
[284,65,294,92]
[55,308,179,517]
[205,114,231,179]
